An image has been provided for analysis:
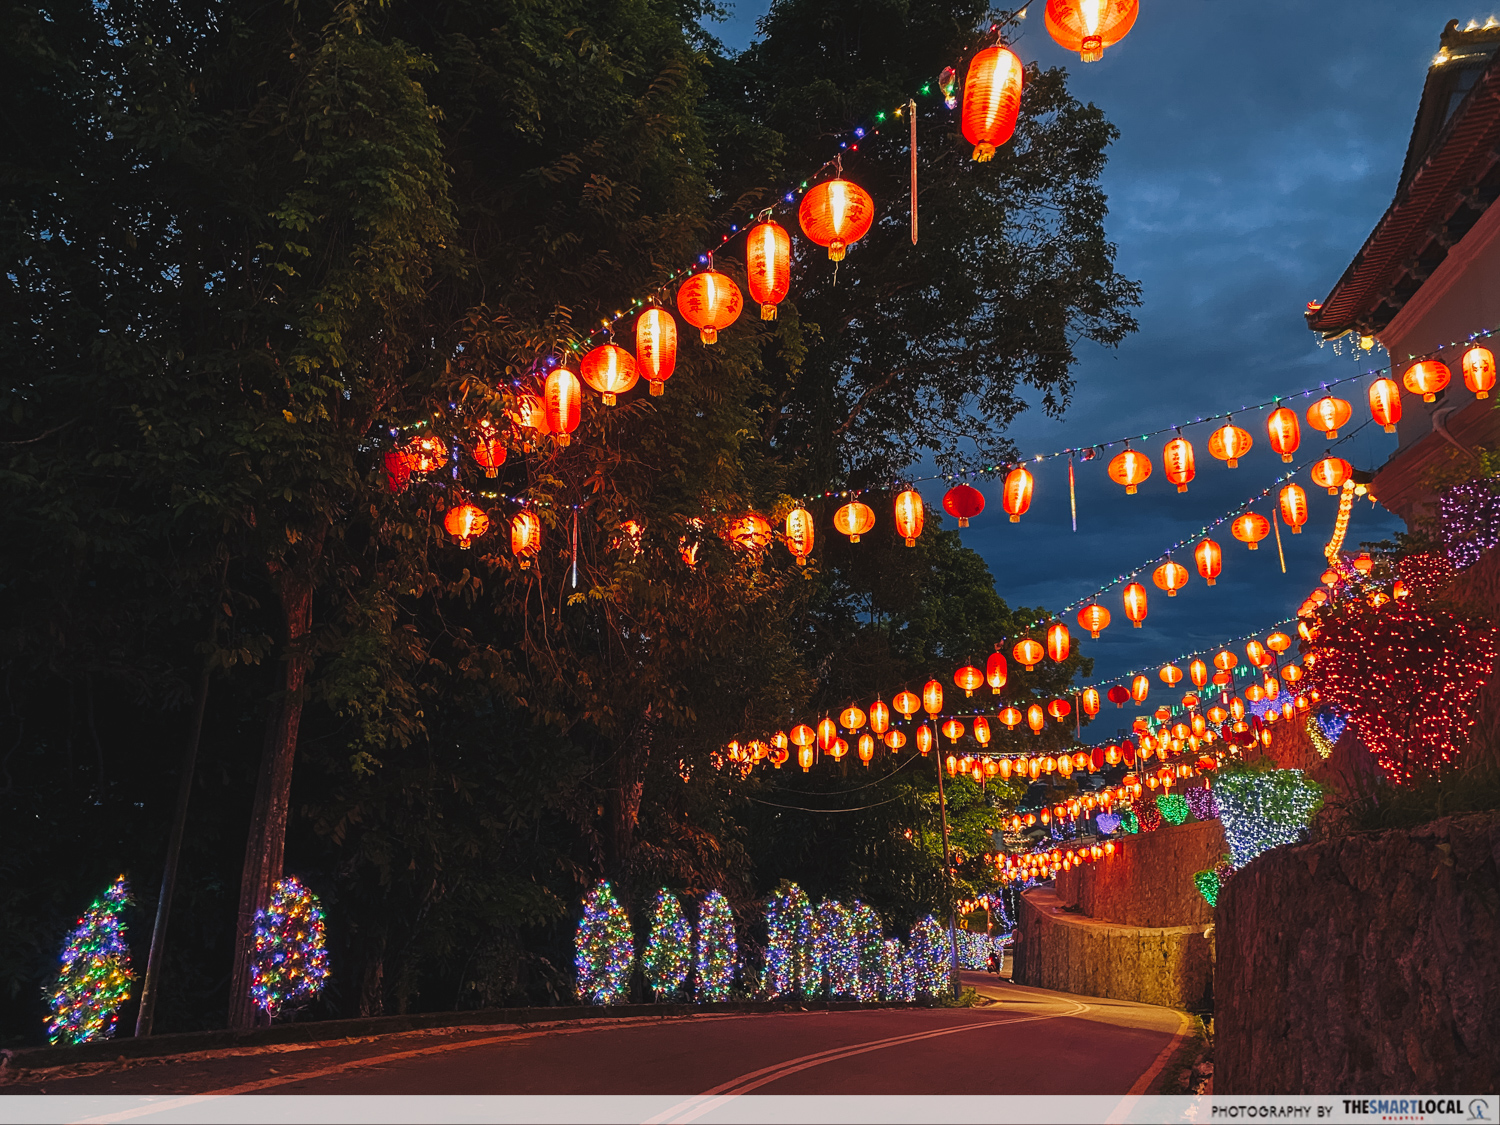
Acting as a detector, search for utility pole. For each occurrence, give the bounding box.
[933,737,963,998]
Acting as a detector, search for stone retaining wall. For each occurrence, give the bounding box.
[1052,815,1225,927]
[1216,812,1500,1093]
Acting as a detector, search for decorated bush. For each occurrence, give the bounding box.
[575,881,634,1005]
[908,916,951,997]
[851,902,884,1001]
[763,882,818,998]
[1214,766,1324,869]
[695,890,737,1002]
[47,876,135,1045]
[642,890,691,1000]
[250,875,330,1020]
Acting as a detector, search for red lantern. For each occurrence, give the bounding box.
[922,679,944,716]
[1047,622,1071,663]
[894,489,925,546]
[1081,687,1101,717]
[973,716,991,745]
[444,501,491,549]
[870,699,891,735]
[961,45,1025,161]
[798,178,875,261]
[999,705,1024,729]
[1152,560,1189,597]
[511,510,542,567]
[1159,663,1183,686]
[510,394,551,450]
[817,717,837,752]
[1130,674,1149,703]
[785,507,815,565]
[1368,377,1402,432]
[954,664,984,696]
[384,449,413,494]
[746,220,791,320]
[1013,638,1045,671]
[1027,704,1045,735]
[1195,538,1222,586]
[1002,467,1034,522]
[1402,359,1450,403]
[1213,649,1238,672]
[1044,0,1139,62]
[1077,603,1111,638]
[1107,685,1130,708]
[1189,659,1209,688]
[728,514,773,552]
[544,367,582,446]
[1279,483,1308,533]
[1310,456,1352,495]
[1123,582,1148,628]
[915,724,934,755]
[636,307,677,396]
[1307,396,1353,438]
[1108,448,1152,495]
[1163,437,1195,492]
[941,718,965,744]
[1046,699,1072,722]
[1463,346,1495,399]
[677,270,743,344]
[986,651,1008,693]
[469,420,506,477]
[1232,512,1270,550]
[834,501,876,543]
[893,690,920,718]
[402,434,448,474]
[1266,407,1300,463]
[580,343,638,406]
[1208,422,1253,468]
[942,483,985,527]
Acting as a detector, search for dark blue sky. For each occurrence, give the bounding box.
[714,1,1461,685]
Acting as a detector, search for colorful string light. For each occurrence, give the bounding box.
[249,876,329,1020]
[1156,792,1190,826]
[642,890,692,1000]
[764,883,819,999]
[908,916,951,997]
[1214,767,1324,869]
[1186,786,1219,822]
[46,876,134,1046]
[852,902,885,1002]
[575,881,634,1005]
[1440,477,1500,570]
[816,900,859,998]
[695,890,738,1002]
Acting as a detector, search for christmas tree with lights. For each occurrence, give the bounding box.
[47,876,135,1045]
[249,875,330,1019]
[575,881,634,1004]
[695,890,737,1002]
[641,890,692,1000]
[764,882,818,998]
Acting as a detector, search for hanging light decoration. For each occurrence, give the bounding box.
[893,490,925,546]
[857,733,876,764]
[1046,699,1072,722]
[544,366,582,446]
[1077,603,1111,638]
[580,343,638,406]
[1108,447,1152,495]
[833,501,876,543]
[1214,650,1238,673]
[1208,422,1253,468]
[1026,704,1045,735]
[941,718,965,745]
[1123,582,1148,628]
[509,395,551,451]
[1047,622,1071,662]
[1310,456,1352,495]
[840,705,867,733]
[1152,560,1189,597]
[1402,359,1450,403]
[942,483,985,527]
[785,507,815,565]
[1232,513,1271,550]
[798,178,875,261]
[1245,639,1269,667]
[444,501,491,550]
[1266,407,1301,463]
[401,433,449,473]
[1463,345,1495,398]
[893,690,921,718]
[510,510,542,567]
[972,716,992,745]
[1307,396,1353,438]
[1279,484,1309,534]
[1159,663,1184,686]
[915,724,934,755]
[1107,685,1131,708]
[1267,631,1293,654]
[746,220,791,320]
[869,698,890,735]
[1013,637,1045,670]
[922,679,944,716]
[469,420,506,477]
[1002,467,1034,522]
[635,307,678,396]
[677,270,743,344]
[961,44,1025,161]
[1130,675,1150,703]
[817,717,837,752]
[986,650,1008,693]
[884,729,906,752]
[954,664,984,697]
[1189,659,1209,689]
[1192,537,1223,586]
[1368,377,1402,432]
[1162,436,1195,492]
[1044,0,1139,62]
[999,705,1024,729]
[1081,687,1101,717]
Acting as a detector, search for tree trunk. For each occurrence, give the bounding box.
[226,554,319,1029]
[603,716,653,881]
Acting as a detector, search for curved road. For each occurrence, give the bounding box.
[2,974,1190,1101]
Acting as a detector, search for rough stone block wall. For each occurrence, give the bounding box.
[1052,814,1225,927]
[1013,889,1211,1008]
[1216,812,1500,1093]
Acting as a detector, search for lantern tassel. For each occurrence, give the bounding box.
[1272,505,1287,575]
[1069,455,1078,532]
[909,99,918,245]
[571,508,579,589]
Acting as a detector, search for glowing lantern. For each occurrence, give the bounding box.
[1081,687,1101,717]
[1044,0,1139,61]
[1207,705,1227,724]
[1281,663,1303,683]
[1229,697,1245,721]
[1368,377,1402,432]
[942,719,965,744]
[635,307,678,397]
[444,501,491,550]
[1463,346,1495,398]
[817,717,837,752]
[831,738,848,761]
[962,45,1025,160]
[999,706,1024,730]
[1279,484,1308,534]
[1265,407,1300,463]
[746,220,791,320]
[1208,423,1253,468]
[728,514,772,552]
[797,743,814,771]
[468,420,507,478]
[798,178,875,261]
[1013,638,1045,670]
[840,706,867,732]
[1266,631,1292,654]
[1402,359,1450,403]
[1307,396,1353,438]
[1194,538,1223,586]
[954,664,984,697]
[1027,704,1045,735]
[1130,675,1149,703]
[943,483,985,527]
[401,434,449,474]
[893,690,921,718]
[869,699,890,735]
[1057,753,1073,778]
[858,733,876,764]
[1108,448,1152,495]
[1152,560,1189,597]
[922,679,944,716]
[1245,640,1269,668]
[893,490,925,546]
[1163,437,1195,492]
[973,717,991,745]
[1078,603,1111,638]
[1047,699,1072,722]
[544,367,582,446]
[1002,467,1034,523]
[1159,664,1183,686]
[986,651,1008,693]
[1123,582,1148,628]
[510,510,542,566]
[1214,650,1238,672]
[885,729,907,752]
[677,270,743,344]
[1107,685,1130,708]
[915,724,934,755]
[1310,456,1352,495]
[790,724,815,751]
[1320,567,1341,589]
[1232,513,1270,550]
[833,501,876,543]
[784,508,815,565]
[1047,622,1071,662]
[1191,713,1207,737]
[1352,552,1374,575]
[1189,659,1209,688]
[580,344,638,406]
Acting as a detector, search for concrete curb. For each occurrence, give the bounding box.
[0,999,915,1073]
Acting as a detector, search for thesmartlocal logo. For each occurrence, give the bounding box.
[1342,1097,1489,1122]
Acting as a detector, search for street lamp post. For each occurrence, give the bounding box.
[933,735,963,998]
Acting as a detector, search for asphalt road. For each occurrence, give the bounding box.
[1,973,1190,1099]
